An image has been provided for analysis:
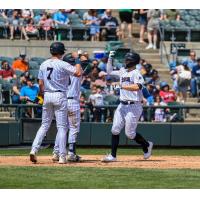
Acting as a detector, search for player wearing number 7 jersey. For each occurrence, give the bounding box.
[30,42,82,164]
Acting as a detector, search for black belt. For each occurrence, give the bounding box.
[120,101,135,105]
[67,97,74,99]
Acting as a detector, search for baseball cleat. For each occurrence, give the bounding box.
[67,154,82,162]
[52,154,59,162]
[144,141,153,160]
[30,151,37,163]
[58,156,67,164]
[102,154,117,162]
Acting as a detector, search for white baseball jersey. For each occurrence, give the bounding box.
[38,58,76,92]
[31,58,76,158]
[107,58,144,101]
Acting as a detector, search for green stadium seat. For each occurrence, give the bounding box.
[30,57,46,65]
[29,61,39,70]
[29,69,39,78]
[14,70,24,77]
[105,41,124,52]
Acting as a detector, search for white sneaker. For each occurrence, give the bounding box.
[145,44,153,49]
[58,156,67,164]
[102,154,117,162]
[153,44,157,50]
[30,150,37,163]
[52,154,59,162]
[67,153,81,162]
[144,141,153,159]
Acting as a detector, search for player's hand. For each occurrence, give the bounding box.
[109,51,115,58]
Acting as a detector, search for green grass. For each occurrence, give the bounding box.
[0,166,200,188]
[0,147,200,156]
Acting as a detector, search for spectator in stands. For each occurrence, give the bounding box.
[20,76,39,118]
[25,18,39,36]
[80,94,86,121]
[88,66,100,82]
[80,54,92,75]
[12,52,29,72]
[0,60,17,81]
[100,9,120,41]
[0,9,7,19]
[53,9,69,27]
[191,57,200,98]
[85,10,100,41]
[92,71,107,88]
[34,10,44,24]
[20,76,39,103]
[119,9,133,38]
[146,69,160,86]
[12,71,29,104]
[182,50,197,70]
[21,9,34,24]
[39,13,54,40]
[8,10,30,41]
[98,55,108,72]
[153,95,167,122]
[164,9,180,21]
[159,81,177,103]
[139,9,148,43]
[91,87,104,122]
[176,62,191,103]
[146,9,163,50]
[142,63,153,82]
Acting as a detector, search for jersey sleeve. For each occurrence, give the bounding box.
[63,62,76,75]
[133,71,145,85]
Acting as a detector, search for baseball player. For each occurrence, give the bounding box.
[29,42,82,164]
[52,53,82,162]
[102,51,153,162]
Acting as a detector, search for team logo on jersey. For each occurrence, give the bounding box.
[121,77,130,82]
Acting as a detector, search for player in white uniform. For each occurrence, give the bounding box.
[102,51,153,162]
[29,42,82,164]
[53,53,82,162]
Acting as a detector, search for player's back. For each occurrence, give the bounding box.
[67,75,81,100]
[39,58,75,92]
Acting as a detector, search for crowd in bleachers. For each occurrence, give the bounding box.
[0,9,197,45]
[1,48,198,122]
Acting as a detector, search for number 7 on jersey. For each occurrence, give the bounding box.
[47,67,53,80]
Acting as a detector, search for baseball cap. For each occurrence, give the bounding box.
[27,75,35,82]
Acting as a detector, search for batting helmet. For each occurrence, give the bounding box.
[125,52,140,68]
[50,42,66,55]
[63,53,76,66]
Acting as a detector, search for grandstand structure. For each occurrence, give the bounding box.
[0,9,200,122]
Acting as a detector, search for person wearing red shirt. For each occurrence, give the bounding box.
[0,60,17,81]
[159,81,177,103]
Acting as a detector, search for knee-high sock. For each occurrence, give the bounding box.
[69,143,76,154]
[111,134,119,158]
[134,133,149,153]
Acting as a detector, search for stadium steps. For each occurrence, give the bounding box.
[0,112,10,118]
[184,118,200,122]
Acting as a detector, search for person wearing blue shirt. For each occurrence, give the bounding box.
[53,9,69,26]
[191,58,200,97]
[20,76,39,102]
[182,51,197,70]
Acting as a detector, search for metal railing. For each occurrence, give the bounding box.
[0,104,200,123]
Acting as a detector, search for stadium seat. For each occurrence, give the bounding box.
[14,70,24,77]
[29,61,39,70]
[30,57,46,65]
[105,41,124,52]
[0,57,14,66]
[29,69,39,78]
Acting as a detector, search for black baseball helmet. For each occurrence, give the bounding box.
[50,42,66,55]
[125,52,140,68]
[63,53,76,66]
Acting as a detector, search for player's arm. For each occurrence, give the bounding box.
[121,83,142,91]
[74,63,83,77]
[106,52,121,76]
[38,79,44,96]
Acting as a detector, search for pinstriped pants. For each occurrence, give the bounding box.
[111,102,142,139]
[31,92,68,157]
[53,99,80,155]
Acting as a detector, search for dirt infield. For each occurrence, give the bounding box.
[0,155,200,169]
